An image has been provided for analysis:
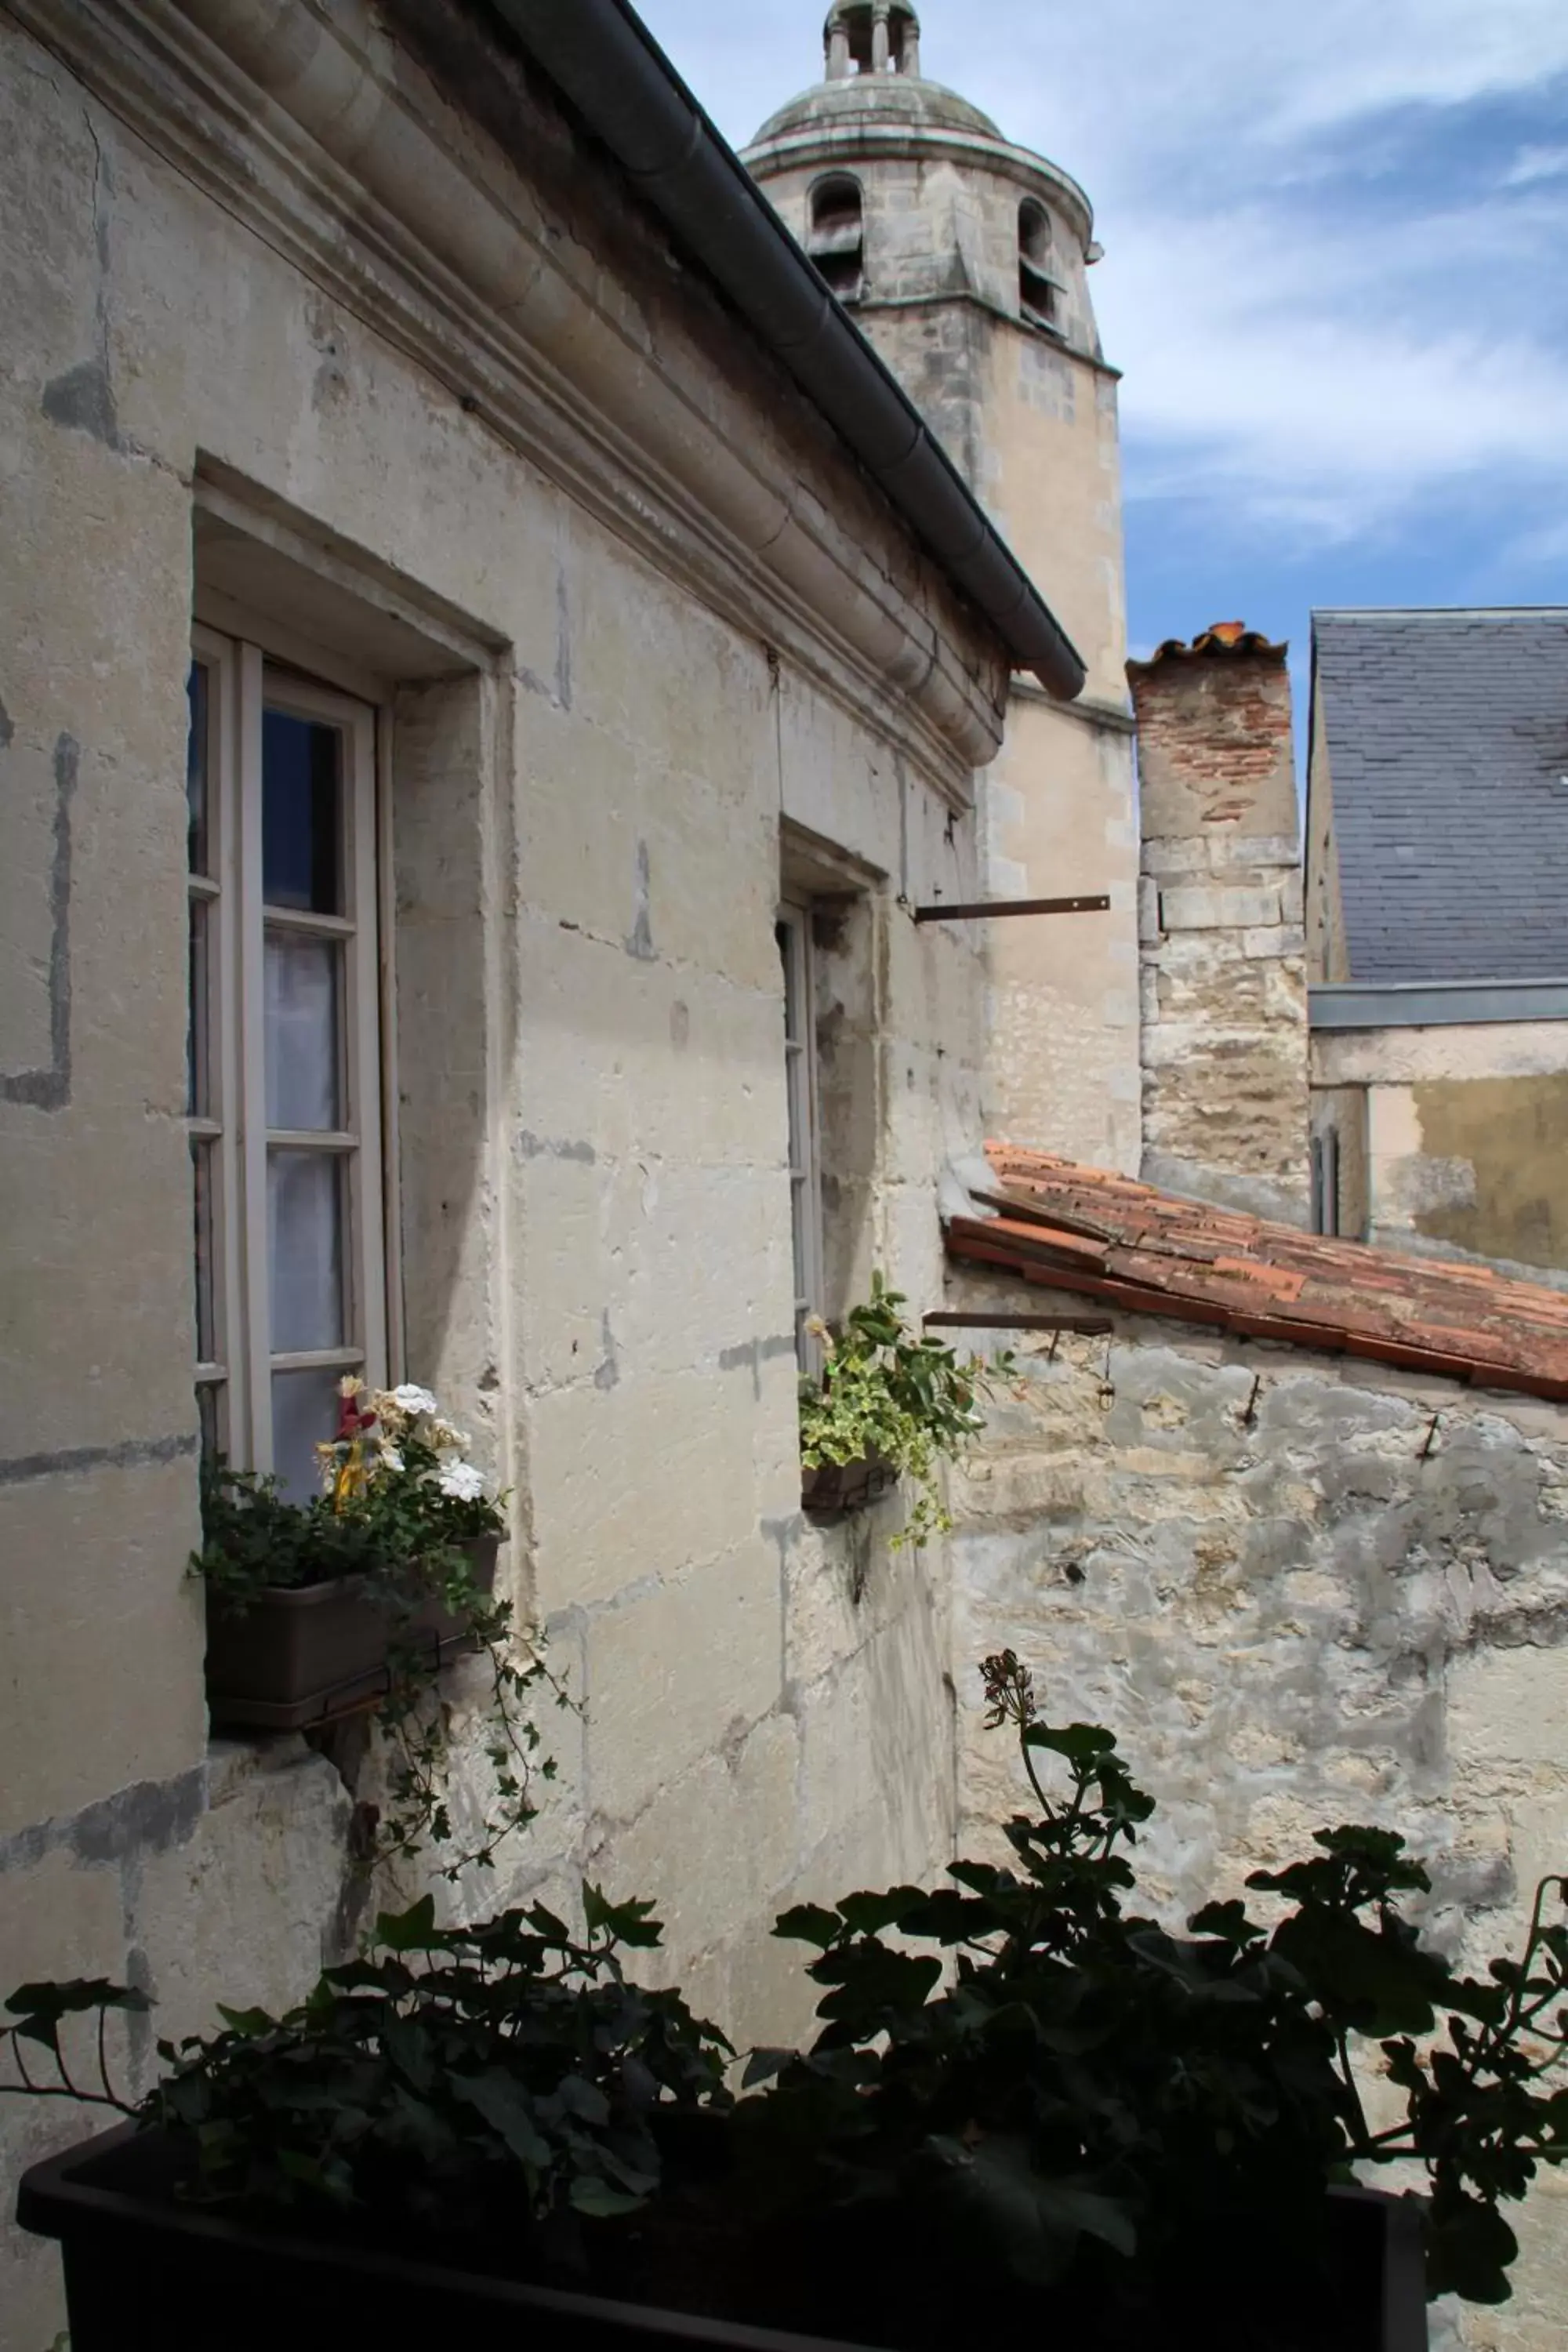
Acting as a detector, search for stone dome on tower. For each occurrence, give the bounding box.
[751,3,1003,146]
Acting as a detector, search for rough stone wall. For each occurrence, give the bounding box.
[1134,648,1310,1221]
[0,9,995,2339]
[946,1269,1568,2352]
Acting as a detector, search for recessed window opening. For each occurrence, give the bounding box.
[187,626,387,1500]
[808,175,866,302]
[1018,198,1060,332]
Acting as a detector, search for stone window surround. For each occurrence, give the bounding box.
[187,470,512,1505]
[187,623,390,1492]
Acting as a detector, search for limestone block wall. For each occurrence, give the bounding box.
[946,1271,1568,2352]
[0,6,998,2339]
[1133,637,1310,1222]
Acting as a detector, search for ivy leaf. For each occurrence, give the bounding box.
[775,1904,844,1949]
[583,1886,664,1948]
[452,2069,550,2169]
[569,2174,647,2218]
[375,1896,438,1953]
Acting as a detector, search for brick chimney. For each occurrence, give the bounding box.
[1129,622,1308,1225]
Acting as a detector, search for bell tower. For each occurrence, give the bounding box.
[743,9,1138,1171]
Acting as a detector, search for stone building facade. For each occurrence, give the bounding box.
[743,2,1141,1174]
[947,1149,1568,2350]
[0,2,1088,2338]
[1307,609,1568,1279]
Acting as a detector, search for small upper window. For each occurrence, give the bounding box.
[808,176,865,303]
[1018,199,1060,332]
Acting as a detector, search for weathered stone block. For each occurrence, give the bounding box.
[584,1541,781,1823]
[1160,884,1283,931]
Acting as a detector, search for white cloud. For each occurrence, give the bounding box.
[1504,143,1568,187]
[636,1,1568,557]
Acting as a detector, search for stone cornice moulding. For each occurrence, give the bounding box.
[11,0,1005,793]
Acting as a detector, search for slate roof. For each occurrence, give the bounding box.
[946,1146,1568,1404]
[1311,609,1568,985]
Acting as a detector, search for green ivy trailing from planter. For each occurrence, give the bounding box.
[0,1890,731,2253]
[798,1274,1014,1548]
[194,1382,571,1882]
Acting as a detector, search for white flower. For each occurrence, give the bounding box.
[377,1443,405,1474]
[388,1383,440,1417]
[437,1461,487,1504]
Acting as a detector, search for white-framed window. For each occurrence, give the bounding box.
[187,626,387,1498]
[776,899,824,1370]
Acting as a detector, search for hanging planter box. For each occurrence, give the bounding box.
[800,1453,897,1519]
[17,2125,1428,2352]
[204,1535,500,1733]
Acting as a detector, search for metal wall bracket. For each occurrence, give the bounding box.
[911,894,1110,924]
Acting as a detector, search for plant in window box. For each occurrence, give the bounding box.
[12,1661,1568,2348]
[798,1274,1013,1547]
[195,1380,565,1879]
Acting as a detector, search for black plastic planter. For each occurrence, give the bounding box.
[19,2125,1429,2352]
[800,1454,897,1519]
[204,1535,500,1732]
[16,2125,869,2352]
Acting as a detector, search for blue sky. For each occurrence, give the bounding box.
[633,0,1568,676]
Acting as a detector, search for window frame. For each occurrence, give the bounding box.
[776,896,825,1371]
[187,629,389,1486]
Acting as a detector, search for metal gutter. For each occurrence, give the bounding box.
[1312,980,1568,1030]
[484,0,1087,702]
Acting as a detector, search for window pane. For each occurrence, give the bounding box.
[263,709,343,913]
[776,920,798,1041]
[188,898,211,1120]
[192,1137,216,1363]
[195,1380,223,1468]
[271,1367,342,1505]
[187,663,211,877]
[268,1149,346,1352]
[265,931,342,1131]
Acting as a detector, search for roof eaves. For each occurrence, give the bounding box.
[486,0,1086,702]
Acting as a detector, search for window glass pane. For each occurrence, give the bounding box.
[271,1367,343,1504]
[790,1174,809,1311]
[192,1137,216,1363]
[263,709,343,913]
[187,663,211,877]
[776,920,798,1041]
[188,898,211,1120]
[196,1380,224,1468]
[268,1149,346,1352]
[265,931,342,1131]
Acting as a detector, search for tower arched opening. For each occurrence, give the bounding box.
[808,173,866,299]
[1018,198,1060,332]
[824,3,921,81]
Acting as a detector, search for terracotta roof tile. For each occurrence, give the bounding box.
[946,1149,1568,1405]
[1126,621,1288,679]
